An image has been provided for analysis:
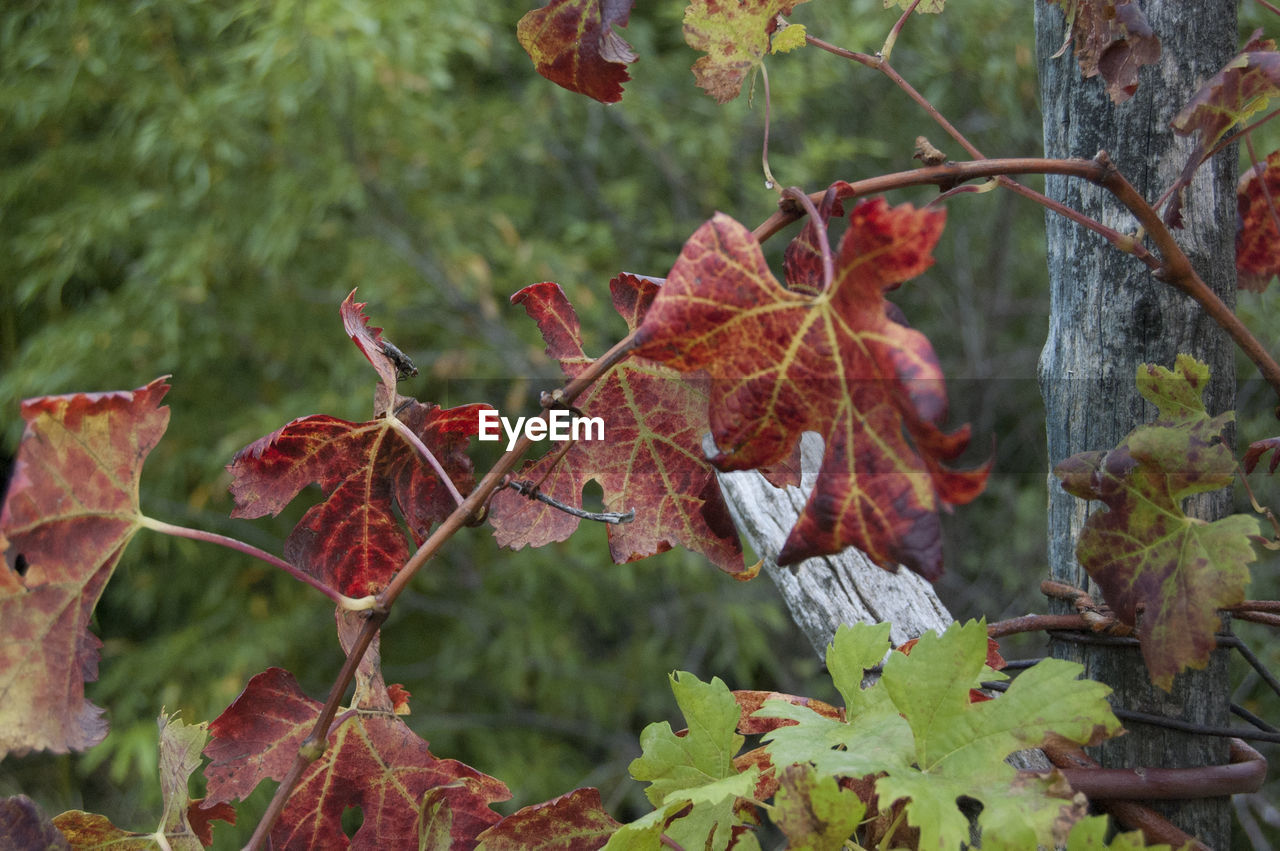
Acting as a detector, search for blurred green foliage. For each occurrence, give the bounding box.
[1,0,1275,846]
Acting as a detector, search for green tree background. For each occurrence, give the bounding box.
[1,0,1275,845]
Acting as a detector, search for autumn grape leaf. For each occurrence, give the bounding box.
[487,274,745,574]
[50,713,235,850]
[473,788,620,850]
[758,621,1112,851]
[683,0,810,102]
[1244,435,1280,474]
[1044,0,1160,103]
[1166,31,1280,226]
[1236,149,1280,292]
[770,764,865,849]
[0,377,171,758]
[613,672,760,851]
[631,197,989,579]
[1055,354,1258,690]
[204,666,509,849]
[518,0,637,104]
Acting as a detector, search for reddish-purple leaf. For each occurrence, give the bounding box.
[632,198,988,579]
[0,378,170,758]
[474,788,621,850]
[228,400,486,597]
[1243,436,1280,474]
[0,796,70,851]
[1044,0,1160,103]
[1054,356,1257,690]
[1236,149,1280,292]
[488,275,745,573]
[1166,32,1280,227]
[518,0,637,104]
[205,667,509,850]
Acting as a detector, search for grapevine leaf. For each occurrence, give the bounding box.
[0,377,170,758]
[632,198,989,579]
[1054,355,1258,690]
[518,0,637,104]
[1044,0,1160,103]
[1067,814,1173,850]
[1167,32,1280,226]
[1244,435,1280,474]
[228,400,487,597]
[760,622,1114,851]
[683,0,810,103]
[771,764,865,850]
[0,796,70,851]
[50,713,233,850]
[488,275,745,573]
[475,788,620,850]
[1236,149,1280,292]
[204,667,509,849]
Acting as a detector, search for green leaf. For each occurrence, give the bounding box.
[1054,354,1259,690]
[760,622,1117,851]
[629,672,744,807]
[885,0,944,12]
[826,621,891,712]
[1066,814,1174,849]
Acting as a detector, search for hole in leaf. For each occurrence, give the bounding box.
[340,805,363,838]
[13,554,27,578]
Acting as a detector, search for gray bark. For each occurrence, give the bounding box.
[711,433,953,656]
[1036,1,1237,845]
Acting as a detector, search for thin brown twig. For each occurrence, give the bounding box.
[781,186,834,291]
[879,0,923,61]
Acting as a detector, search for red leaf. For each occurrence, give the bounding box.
[632,198,988,579]
[204,668,509,850]
[1166,32,1280,227]
[1044,0,1160,103]
[187,799,236,847]
[1243,436,1280,474]
[228,401,486,597]
[731,690,843,735]
[517,0,637,104]
[1236,149,1280,292]
[782,184,845,296]
[488,274,745,573]
[0,378,170,758]
[474,788,621,850]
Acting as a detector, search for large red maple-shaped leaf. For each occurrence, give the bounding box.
[1167,32,1280,226]
[204,666,509,849]
[1236,148,1280,292]
[229,296,487,597]
[488,274,745,573]
[1044,0,1160,103]
[228,401,486,597]
[0,378,170,758]
[518,0,637,103]
[632,198,988,579]
[472,788,621,850]
[1055,355,1258,690]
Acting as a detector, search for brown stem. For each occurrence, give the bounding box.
[986,613,1091,638]
[780,186,833,290]
[244,333,639,850]
[879,0,923,61]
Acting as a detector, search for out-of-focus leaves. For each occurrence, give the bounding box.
[632,197,988,579]
[0,378,170,758]
[0,796,71,851]
[1055,355,1258,690]
[518,0,637,103]
[1244,435,1280,474]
